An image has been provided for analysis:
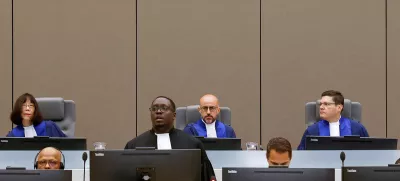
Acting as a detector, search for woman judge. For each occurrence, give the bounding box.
[6,93,66,137]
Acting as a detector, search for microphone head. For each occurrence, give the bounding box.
[82,152,88,161]
[340,151,346,161]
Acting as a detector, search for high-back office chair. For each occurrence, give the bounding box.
[175,105,231,130]
[305,99,361,127]
[36,97,76,137]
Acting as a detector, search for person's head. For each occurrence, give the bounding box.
[149,96,176,133]
[266,137,292,166]
[319,90,344,122]
[10,93,43,126]
[198,94,220,124]
[35,147,64,170]
[396,158,400,164]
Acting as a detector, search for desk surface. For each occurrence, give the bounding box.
[1,150,399,169]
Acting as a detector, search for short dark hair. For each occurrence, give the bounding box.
[396,158,400,164]
[267,137,292,159]
[10,93,43,126]
[321,90,344,106]
[151,96,176,111]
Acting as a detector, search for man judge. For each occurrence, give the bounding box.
[124,96,215,181]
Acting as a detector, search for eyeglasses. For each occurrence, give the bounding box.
[22,104,34,108]
[37,160,59,167]
[318,102,336,107]
[200,106,218,112]
[149,105,171,112]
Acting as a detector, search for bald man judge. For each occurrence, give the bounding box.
[183,94,236,138]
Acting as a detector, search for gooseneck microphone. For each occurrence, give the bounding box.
[82,152,88,181]
[340,151,346,167]
[210,176,217,181]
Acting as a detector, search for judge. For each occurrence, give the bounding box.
[183,94,236,138]
[6,93,66,137]
[297,90,369,150]
[125,96,215,181]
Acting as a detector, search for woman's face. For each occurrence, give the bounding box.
[21,99,35,121]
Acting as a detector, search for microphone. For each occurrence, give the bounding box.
[82,152,88,181]
[340,151,346,167]
[210,176,217,181]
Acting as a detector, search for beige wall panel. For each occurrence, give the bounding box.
[0,0,12,136]
[13,0,136,149]
[137,0,260,145]
[387,0,400,148]
[261,0,386,148]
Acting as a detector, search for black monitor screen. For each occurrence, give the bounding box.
[195,137,241,150]
[0,170,71,181]
[342,166,400,181]
[0,137,87,150]
[223,167,335,181]
[90,149,201,181]
[305,136,398,150]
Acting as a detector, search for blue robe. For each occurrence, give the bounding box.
[6,120,67,137]
[183,119,236,138]
[297,117,369,150]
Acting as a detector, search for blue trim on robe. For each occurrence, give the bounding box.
[6,120,67,137]
[183,119,236,138]
[297,117,369,150]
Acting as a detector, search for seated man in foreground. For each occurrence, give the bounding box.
[298,90,369,150]
[184,94,236,138]
[266,137,292,167]
[34,147,64,170]
[124,96,215,181]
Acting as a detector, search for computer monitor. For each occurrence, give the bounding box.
[223,167,334,181]
[195,137,241,150]
[90,149,201,181]
[0,170,72,181]
[342,166,400,181]
[0,137,87,150]
[305,136,398,150]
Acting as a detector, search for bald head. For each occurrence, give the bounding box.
[200,94,219,105]
[36,147,62,170]
[199,94,220,124]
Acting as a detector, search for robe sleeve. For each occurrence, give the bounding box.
[227,126,236,138]
[360,124,369,137]
[183,124,198,136]
[6,131,13,137]
[197,141,215,181]
[297,129,309,150]
[47,121,67,137]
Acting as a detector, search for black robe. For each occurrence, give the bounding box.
[125,128,216,181]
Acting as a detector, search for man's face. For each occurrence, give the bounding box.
[36,148,62,170]
[150,98,175,131]
[319,96,342,121]
[198,95,220,124]
[267,149,291,166]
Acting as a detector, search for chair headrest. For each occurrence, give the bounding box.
[186,105,201,123]
[36,97,65,120]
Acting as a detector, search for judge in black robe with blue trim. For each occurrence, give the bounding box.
[125,96,215,181]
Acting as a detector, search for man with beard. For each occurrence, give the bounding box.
[183,94,236,138]
[124,96,215,181]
